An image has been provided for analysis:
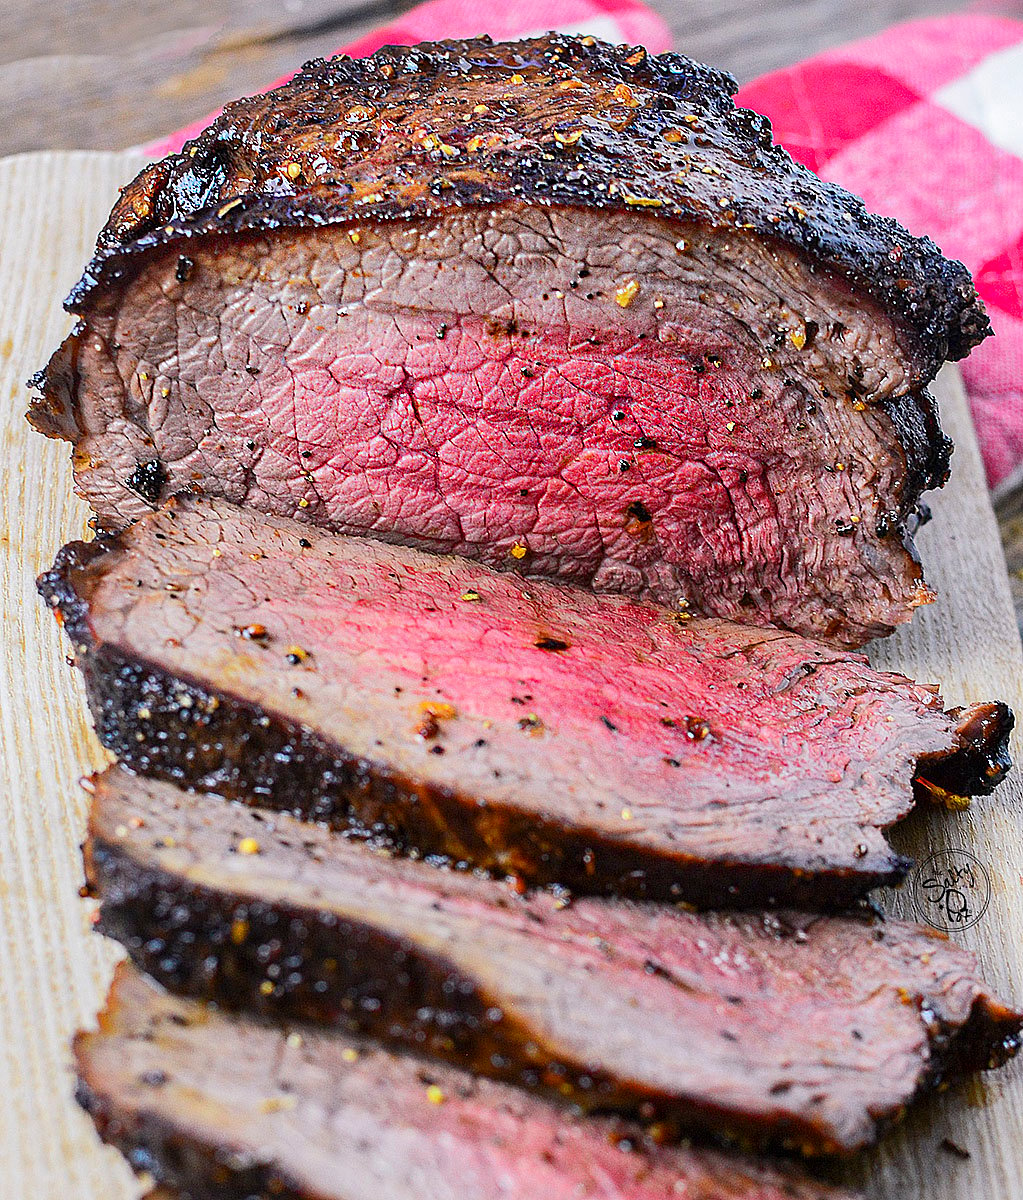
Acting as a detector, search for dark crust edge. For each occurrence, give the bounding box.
[63,35,989,376]
[879,388,953,514]
[73,987,858,1196]
[74,1065,320,1200]
[39,524,1014,897]
[82,828,1023,1158]
[82,829,857,1154]
[38,532,917,910]
[916,702,1014,798]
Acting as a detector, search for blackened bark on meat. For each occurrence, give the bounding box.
[77,965,857,1200]
[38,499,1014,908]
[81,769,1023,1156]
[27,37,990,645]
[878,388,953,527]
[66,35,987,374]
[68,639,899,908]
[916,702,1014,800]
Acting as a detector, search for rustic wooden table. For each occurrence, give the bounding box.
[2,0,1020,628]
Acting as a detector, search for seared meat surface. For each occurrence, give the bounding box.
[85,767,1022,1154]
[29,35,989,644]
[77,964,859,1200]
[41,498,1012,907]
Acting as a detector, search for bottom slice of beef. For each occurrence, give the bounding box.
[83,766,1021,1156]
[78,963,858,1200]
[40,496,1012,909]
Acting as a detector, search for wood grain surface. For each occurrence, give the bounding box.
[1,147,1022,1200]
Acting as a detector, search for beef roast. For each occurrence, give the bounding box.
[28,35,989,646]
[83,766,1022,1155]
[78,963,857,1200]
[40,496,1012,908]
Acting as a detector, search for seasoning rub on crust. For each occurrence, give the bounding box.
[30,35,991,645]
[40,496,1012,909]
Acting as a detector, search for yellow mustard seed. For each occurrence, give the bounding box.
[615,280,640,308]
[623,192,663,208]
[237,837,261,856]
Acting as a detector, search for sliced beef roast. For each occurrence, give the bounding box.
[78,964,857,1200]
[40,497,1012,907]
[84,767,1022,1155]
[29,35,989,646]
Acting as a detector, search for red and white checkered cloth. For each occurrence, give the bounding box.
[737,15,1023,495]
[145,3,1023,493]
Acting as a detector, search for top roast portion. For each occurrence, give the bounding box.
[76,34,986,376]
[29,35,991,644]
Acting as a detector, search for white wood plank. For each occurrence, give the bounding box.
[850,367,1023,1200]
[0,149,1021,1200]
[0,150,148,1200]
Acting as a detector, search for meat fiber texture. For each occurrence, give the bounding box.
[84,766,1023,1156]
[28,35,991,647]
[40,496,1012,909]
[77,963,860,1200]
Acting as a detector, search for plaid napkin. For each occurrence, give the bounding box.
[145,3,1022,493]
[738,15,1023,495]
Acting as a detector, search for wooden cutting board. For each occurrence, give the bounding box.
[1,149,1021,1200]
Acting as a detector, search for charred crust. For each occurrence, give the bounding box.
[87,839,609,1100]
[943,993,1023,1074]
[62,34,986,379]
[75,1068,309,1200]
[39,571,908,908]
[38,527,917,909]
[94,834,837,1147]
[80,837,1023,1158]
[880,387,953,505]
[125,459,168,506]
[72,642,904,910]
[36,531,124,636]
[915,701,1014,800]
